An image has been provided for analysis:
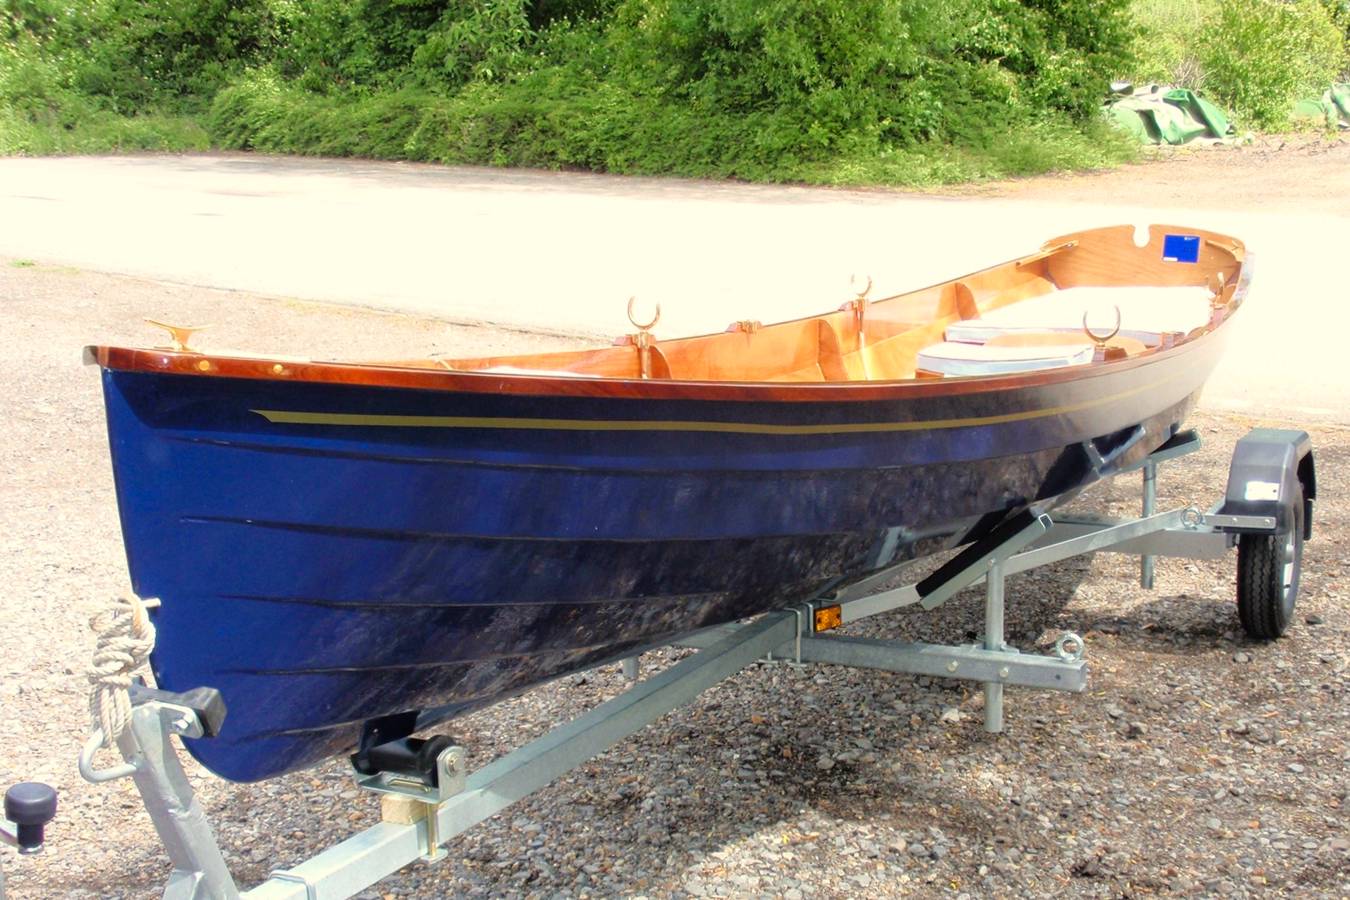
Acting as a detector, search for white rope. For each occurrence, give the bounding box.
[88,595,156,746]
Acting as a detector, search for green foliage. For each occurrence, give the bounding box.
[0,16,206,153]
[6,0,1145,183]
[1199,0,1345,128]
[2,0,283,109]
[1128,0,1347,128]
[94,0,283,102]
[271,0,533,92]
[195,0,1144,183]
[0,99,210,155]
[1319,0,1350,79]
[1130,0,1218,89]
[207,61,1137,186]
[1319,0,1350,51]
[527,0,616,28]
[1017,0,1139,115]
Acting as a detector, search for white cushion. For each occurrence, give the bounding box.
[946,285,1213,346]
[917,340,1095,377]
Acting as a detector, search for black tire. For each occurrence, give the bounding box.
[1236,486,1303,640]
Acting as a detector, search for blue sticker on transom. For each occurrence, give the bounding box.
[1162,233,1200,263]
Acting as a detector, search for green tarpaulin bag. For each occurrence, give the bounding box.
[1330,83,1350,125]
[1106,84,1235,145]
[1290,83,1349,129]
[1163,89,1231,138]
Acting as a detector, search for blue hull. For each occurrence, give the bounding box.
[100,340,1219,781]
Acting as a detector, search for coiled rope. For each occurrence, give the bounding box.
[87,595,156,746]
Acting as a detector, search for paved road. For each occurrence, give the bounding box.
[1,154,1344,420]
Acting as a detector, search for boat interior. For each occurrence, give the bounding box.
[397,225,1243,383]
[128,225,1243,385]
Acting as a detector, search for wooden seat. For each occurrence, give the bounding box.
[985,331,1148,356]
[916,340,1095,377]
[946,285,1213,347]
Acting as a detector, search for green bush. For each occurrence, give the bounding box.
[9,0,1344,176]
[9,0,1143,182]
[3,0,284,108]
[1319,0,1350,58]
[0,1,220,152]
[1199,0,1345,128]
[1130,0,1218,88]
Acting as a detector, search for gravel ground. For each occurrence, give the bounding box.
[1,258,1347,899]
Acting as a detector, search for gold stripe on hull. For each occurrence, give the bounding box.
[250,373,1175,436]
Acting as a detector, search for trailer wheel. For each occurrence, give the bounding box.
[1236,486,1303,640]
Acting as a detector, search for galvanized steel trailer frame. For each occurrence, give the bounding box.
[64,429,1309,900]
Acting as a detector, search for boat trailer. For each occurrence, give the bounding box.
[2,428,1315,900]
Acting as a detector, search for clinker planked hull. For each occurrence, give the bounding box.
[102,328,1221,781]
[91,224,1247,781]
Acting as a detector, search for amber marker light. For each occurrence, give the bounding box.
[814,605,842,632]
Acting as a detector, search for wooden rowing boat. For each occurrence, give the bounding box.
[87,223,1247,782]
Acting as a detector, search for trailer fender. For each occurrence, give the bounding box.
[1217,428,1315,538]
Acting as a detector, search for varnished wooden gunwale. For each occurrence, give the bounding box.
[88,224,1246,404]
